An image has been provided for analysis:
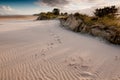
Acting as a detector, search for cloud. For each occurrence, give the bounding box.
[60,0,120,16]
[36,0,119,8]
[36,0,69,7]
[87,0,104,2]
[0,5,17,15]
[0,5,14,11]
[35,0,106,10]
[78,0,120,16]
[35,0,120,15]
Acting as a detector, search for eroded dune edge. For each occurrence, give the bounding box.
[60,15,120,45]
[0,19,120,80]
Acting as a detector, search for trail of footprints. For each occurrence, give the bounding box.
[50,30,62,44]
[1,29,120,80]
[33,30,62,59]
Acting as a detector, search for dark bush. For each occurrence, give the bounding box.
[94,5,118,17]
[74,12,80,17]
[52,8,60,15]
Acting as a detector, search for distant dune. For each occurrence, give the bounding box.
[0,15,38,21]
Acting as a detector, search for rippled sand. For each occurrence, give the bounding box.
[0,19,120,80]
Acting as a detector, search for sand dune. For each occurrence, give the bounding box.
[0,19,120,80]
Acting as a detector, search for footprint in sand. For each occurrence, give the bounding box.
[50,43,54,45]
[66,56,92,75]
[35,54,37,57]
[81,65,89,71]
[50,31,62,44]
[41,53,45,56]
[40,49,46,56]
[48,43,54,49]
[66,57,80,69]
[115,56,118,60]
[54,35,62,44]
[115,56,120,61]
[56,38,62,44]
[40,42,55,55]
[47,43,52,49]
[80,71,95,78]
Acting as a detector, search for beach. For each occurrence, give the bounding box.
[0,17,120,80]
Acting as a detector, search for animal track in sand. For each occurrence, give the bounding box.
[54,35,62,44]
[49,31,62,45]
[38,42,56,57]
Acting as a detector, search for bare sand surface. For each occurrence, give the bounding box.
[0,15,38,21]
[0,19,120,80]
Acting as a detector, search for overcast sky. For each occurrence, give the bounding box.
[0,0,119,15]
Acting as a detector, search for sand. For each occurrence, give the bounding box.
[0,18,120,80]
[0,15,38,21]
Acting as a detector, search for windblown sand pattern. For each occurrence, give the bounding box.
[0,19,120,80]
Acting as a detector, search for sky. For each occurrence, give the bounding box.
[0,0,120,15]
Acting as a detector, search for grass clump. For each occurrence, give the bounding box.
[73,5,120,27]
[74,13,120,28]
[96,16,120,27]
[35,8,68,20]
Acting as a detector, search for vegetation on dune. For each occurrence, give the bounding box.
[93,5,120,27]
[72,5,120,28]
[94,6,118,18]
[35,5,120,44]
[60,5,120,44]
[36,8,68,20]
[52,8,60,15]
[36,5,120,28]
[74,13,120,28]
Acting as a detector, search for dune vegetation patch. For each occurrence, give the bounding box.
[60,5,120,44]
[36,5,120,44]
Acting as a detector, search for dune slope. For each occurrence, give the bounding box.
[0,20,120,80]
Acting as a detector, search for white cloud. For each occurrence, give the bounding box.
[0,5,18,15]
[0,6,13,11]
